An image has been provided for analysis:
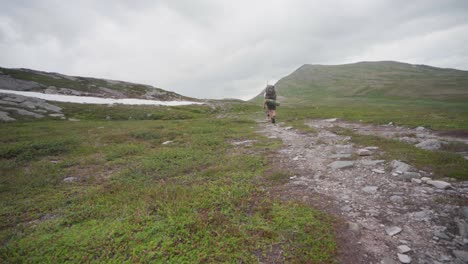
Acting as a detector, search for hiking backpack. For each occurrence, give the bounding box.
[265,85,277,100]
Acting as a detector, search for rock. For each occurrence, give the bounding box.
[411,178,422,184]
[434,231,451,240]
[363,186,378,194]
[415,126,425,131]
[391,160,413,173]
[330,153,352,159]
[44,86,58,94]
[421,177,431,183]
[413,211,429,220]
[341,205,353,212]
[362,160,385,166]
[106,116,112,120]
[397,253,411,263]
[328,161,354,170]
[397,245,411,254]
[390,195,403,203]
[415,139,443,151]
[385,226,402,236]
[335,144,353,154]
[20,101,36,109]
[416,133,426,138]
[98,87,126,98]
[37,102,62,113]
[381,257,399,264]
[357,148,372,156]
[162,141,173,145]
[232,140,258,146]
[324,118,338,122]
[453,250,468,262]
[0,111,15,121]
[397,172,421,182]
[399,137,420,144]
[0,99,19,106]
[348,222,361,233]
[365,146,379,150]
[0,75,41,91]
[68,118,80,122]
[63,177,77,182]
[372,169,385,174]
[2,107,44,118]
[284,126,293,130]
[463,206,468,219]
[49,113,64,118]
[427,180,451,189]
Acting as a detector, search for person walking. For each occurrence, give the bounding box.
[263,84,278,124]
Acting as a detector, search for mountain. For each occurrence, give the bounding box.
[253,61,468,103]
[0,67,194,101]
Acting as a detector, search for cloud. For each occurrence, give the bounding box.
[1,0,467,99]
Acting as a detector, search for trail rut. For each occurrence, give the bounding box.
[257,119,468,264]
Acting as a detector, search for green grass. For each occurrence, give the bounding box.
[329,126,468,180]
[254,61,468,103]
[0,103,336,263]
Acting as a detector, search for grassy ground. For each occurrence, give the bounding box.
[328,127,468,180]
[0,103,336,263]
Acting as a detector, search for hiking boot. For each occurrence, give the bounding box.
[271,118,276,124]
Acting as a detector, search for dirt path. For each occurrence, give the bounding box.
[257,119,468,264]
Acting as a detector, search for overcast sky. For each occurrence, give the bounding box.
[1,0,468,99]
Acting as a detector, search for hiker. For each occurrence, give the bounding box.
[263,84,279,124]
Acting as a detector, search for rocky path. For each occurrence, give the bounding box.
[258,119,468,264]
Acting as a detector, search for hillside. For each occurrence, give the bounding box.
[0,67,194,101]
[253,61,468,103]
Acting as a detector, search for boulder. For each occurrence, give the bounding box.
[0,111,15,121]
[381,257,399,264]
[328,161,354,170]
[427,180,451,189]
[2,107,44,118]
[399,137,420,144]
[330,153,352,159]
[397,253,411,263]
[415,139,443,151]
[390,160,413,173]
[63,177,77,182]
[0,75,41,91]
[37,102,62,113]
[453,250,468,263]
[0,99,19,106]
[421,177,432,183]
[397,172,421,182]
[357,148,372,156]
[385,226,402,236]
[397,245,411,254]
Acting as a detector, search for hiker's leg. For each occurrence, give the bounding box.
[271,110,276,118]
[270,110,276,123]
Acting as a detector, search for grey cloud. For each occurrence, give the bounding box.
[1,0,467,99]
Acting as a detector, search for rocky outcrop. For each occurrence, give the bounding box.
[0,74,42,91]
[0,93,64,121]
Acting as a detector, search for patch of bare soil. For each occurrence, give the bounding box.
[257,119,468,264]
[436,130,468,139]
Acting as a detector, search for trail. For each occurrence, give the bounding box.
[257,119,468,264]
